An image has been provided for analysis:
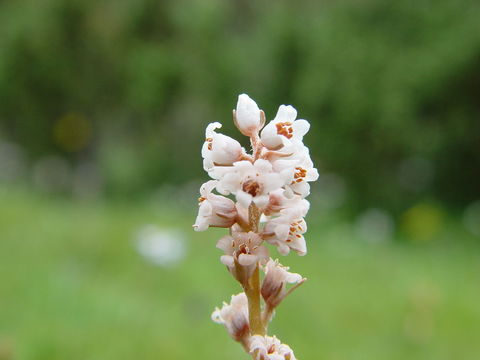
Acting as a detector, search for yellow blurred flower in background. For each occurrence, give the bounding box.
[401,203,444,242]
[53,112,92,152]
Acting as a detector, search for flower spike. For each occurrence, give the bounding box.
[194,94,319,359]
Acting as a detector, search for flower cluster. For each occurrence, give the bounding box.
[194,94,318,359]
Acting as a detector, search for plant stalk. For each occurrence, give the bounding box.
[245,203,265,337]
[245,265,264,336]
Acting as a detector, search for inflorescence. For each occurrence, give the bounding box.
[194,94,319,360]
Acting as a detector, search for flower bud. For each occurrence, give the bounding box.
[212,293,250,342]
[234,94,265,137]
[261,259,304,308]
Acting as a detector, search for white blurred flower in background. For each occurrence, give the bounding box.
[135,225,187,267]
[355,208,394,243]
[0,141,27,182]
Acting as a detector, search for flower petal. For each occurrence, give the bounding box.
[238,253,257,266]
[274,105,297,123]
[220,255,235,267]
[236,190,253,208]
[216,235,234,252]
[292,119,310,138]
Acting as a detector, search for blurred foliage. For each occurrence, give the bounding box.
[1,188,480,360]
[0,0,479,211]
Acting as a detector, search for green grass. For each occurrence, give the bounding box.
[0,187,479,360]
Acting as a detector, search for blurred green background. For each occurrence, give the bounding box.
[0,0,479,359]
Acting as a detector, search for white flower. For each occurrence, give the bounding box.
[215,159,290,209]
[212,292,249,342]
[217,231,269,284]
[249,335,296,360]
[261,259,304,308]
[202,122,243,171]
[234,94,264,137]
[193,180,237,231]
[264,189,310,216]
[262,209,308,256]
[260,105,310,151]
[276,156,319,199]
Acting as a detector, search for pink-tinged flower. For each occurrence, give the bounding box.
[276,157,319,199]
[262,142,319,199]
[193,180,237,232]
[234,94,265,137]
[260,105,310,151]
[217,231,269,284]
[215,159,290,209]
[212,292,249,342]
[262,210,308,256]
[261,259,304,308]
[264,189,310,216]
[202,122,244,171]
[249,335,296,360]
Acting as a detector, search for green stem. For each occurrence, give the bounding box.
[245,265,264,336]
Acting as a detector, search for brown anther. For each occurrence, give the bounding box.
[205,137,213,151]
[267,345,276,354]
[292,167,307,184]
[242,179,261,197]
[237,243,248,255]
[275,122,294,139]
[293,167,307,179]
[198,197,206,203]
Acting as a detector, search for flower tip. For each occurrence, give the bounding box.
[237,93,253,102]
[236,94,260,113]
[237,94,258,110]
[275,104,298,122]
[234,93,262,136]
[279,104,295,111]
[207,121,222,130]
